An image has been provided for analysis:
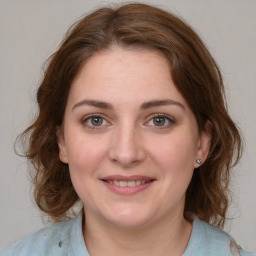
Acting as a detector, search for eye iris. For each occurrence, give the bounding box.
[91,117,103,126]
[153,117,166,126]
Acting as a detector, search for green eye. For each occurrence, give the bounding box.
[83,115,107,128]
[153,117,166,126]
[90,116,103,126]
[148,115,174,127]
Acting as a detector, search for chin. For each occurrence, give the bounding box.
[101,206,155,229]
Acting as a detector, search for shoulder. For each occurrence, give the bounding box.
[0,218,75,256]
[187,218,256,256]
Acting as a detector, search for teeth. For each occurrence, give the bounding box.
[119,181,127,187]
[128,181,135,187]
[107,180,150,187]
[136,180,141,186]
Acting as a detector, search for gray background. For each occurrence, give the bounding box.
[0,0,255,251]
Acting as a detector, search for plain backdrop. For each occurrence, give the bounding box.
[0,0,256,251]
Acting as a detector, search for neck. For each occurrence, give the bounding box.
[83,210,193,256]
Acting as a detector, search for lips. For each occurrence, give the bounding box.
[101,175,155,195]
[107,180,150,187]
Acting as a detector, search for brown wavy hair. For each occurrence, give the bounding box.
[19,3,242,227]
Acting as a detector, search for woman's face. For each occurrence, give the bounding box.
[58,47,210,228]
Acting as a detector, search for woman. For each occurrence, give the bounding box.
[1,3,255,256]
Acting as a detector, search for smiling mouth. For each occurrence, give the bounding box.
[103,180,154,187]
[101,175,156,194]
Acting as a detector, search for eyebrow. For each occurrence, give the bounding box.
[72,100,114,111]
[140,99,185,110]
[72,99,185,111]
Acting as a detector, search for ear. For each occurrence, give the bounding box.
[56,126,68,164]
[194,121,212,168]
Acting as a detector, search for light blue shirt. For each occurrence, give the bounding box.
[1,213,255,256]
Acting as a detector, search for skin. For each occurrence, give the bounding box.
[58,47,211,256]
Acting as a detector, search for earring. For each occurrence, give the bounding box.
[196,159,202,164]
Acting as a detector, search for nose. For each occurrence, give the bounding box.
[108,122,146,168]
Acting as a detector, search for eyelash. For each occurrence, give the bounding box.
[146,114,175,128]
[81,113,175,129]
[82,114,109,129]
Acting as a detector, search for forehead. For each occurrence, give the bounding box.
[68,47,187,108]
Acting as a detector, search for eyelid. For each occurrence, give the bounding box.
[145,113,175,127]
[82,114,111,128]
[81,113,175,129]
[82,113,107,121]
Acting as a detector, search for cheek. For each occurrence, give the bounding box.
[65,135,109,202]
[65,134,108,176]
[149,133,198,171]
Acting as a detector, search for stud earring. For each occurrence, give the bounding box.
[196,159,202,164]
